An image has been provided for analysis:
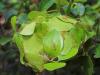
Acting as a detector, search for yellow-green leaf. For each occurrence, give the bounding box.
[22,34,46,71]
[11,16,17,32]
[43,30,63,57]
[58,33,79,61]
[13,34,25,64]
[44,62,66,71]
[20,22,36,36]
[48,16,74,31]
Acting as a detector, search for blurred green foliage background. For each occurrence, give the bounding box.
[0,0,100,75]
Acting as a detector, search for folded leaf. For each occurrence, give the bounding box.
[11,16,17,32]
[13,34,25,64]
[43,30,63,57]
[21,34,46,72]
[20,22,36,36]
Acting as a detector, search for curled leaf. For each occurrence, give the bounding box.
[20,22,36,36]
[43,30,63,57]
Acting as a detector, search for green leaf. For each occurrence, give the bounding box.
[35,21,49,38]
[59,47,79,61]
[28,11,47,21]
[5,9,18,21]
[22,34,46,72]
[92,0,100,9]
[17,13,27,24]
[22,34,43,54]
[69,27,85,44]
[55,0,68,6]
[85,31,96,41]
[26,53,45,72]
[11,16,17,32]
[74,0,87,3]
[82,56,93,75]
[94,44,100,58]
[28,11,37,20]
[0,2,5,12]
[0,36,11,45]
[20,22,36,36]
[58,28,85,60]
[55,0,68,10]
[80,16,95,28]
[48,16,74,31]
[44,62,66,71]
[39,0,54,11]
[13,34,25,64]
[43,30,63,57]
